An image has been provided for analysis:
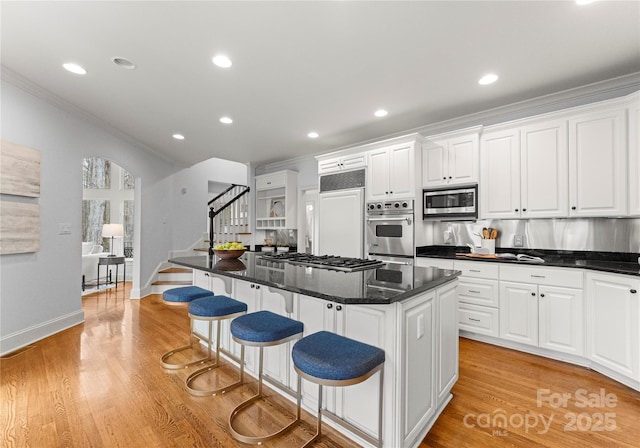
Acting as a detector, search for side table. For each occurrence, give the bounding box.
[97,256,126,290]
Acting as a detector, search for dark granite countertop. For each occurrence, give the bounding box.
[416,246,640,276]
[169,252,460,305]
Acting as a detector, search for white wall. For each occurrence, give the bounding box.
[172,157,248,251]
[0,80,178,355]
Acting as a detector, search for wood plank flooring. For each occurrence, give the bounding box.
[1,282,638,447]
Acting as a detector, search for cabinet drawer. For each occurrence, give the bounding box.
[458,278,499,307]
[256,173,285,190]
[416,257,454,270]
[459,303,499,337]
[500,264,583,288]
[454,260,499,280]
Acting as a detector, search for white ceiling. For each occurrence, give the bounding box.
[2,1,639,167]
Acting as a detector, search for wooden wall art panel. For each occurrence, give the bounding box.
[0,201,40,254]
[0,140,41,197]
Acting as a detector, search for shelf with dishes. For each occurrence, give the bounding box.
[254,170,297,230]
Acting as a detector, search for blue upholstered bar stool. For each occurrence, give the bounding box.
[162,285,213,307]
[292,331,385,448]
[161,286,216,369]
[184,295,248,396]
[228,310,304,444]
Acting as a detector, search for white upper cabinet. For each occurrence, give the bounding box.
[628,93,640,217]
[317,152,366,174]
[255,170,297,229]
[480,128,521,219]
[423,131,479,188]
[568,107,627,217]
[520,119,569,218]
[367,140,419,201]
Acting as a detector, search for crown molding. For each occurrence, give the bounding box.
[1,66,183,167]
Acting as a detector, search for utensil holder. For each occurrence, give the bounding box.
[481,239,495,254]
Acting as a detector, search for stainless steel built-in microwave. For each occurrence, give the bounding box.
[423,185,478,220]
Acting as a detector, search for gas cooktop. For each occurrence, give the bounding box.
[260,252,383,272]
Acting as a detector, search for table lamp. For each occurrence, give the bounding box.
[102,223,123,257]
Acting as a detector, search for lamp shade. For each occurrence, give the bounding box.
[102,223,124,238]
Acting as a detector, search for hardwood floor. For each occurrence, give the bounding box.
[1,283,638,447]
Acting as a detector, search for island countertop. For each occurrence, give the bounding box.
[169,252,460,305]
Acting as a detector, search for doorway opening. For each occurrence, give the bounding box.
[81,157,135,293]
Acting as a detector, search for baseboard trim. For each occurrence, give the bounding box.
[0,310,85,357]
[129,285,151,299]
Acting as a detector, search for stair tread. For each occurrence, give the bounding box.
[159,267,192,274]
[152,280,192,286]
[193,248,209,252]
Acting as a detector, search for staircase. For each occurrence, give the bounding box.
[206,184,251,252]
[151,267,193,294]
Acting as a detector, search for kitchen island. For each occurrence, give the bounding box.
[169,253,460,448]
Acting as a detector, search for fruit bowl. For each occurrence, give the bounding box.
[213,249,246,260]
[214,258,247,271]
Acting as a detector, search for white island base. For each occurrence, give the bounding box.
[188,268,459,448]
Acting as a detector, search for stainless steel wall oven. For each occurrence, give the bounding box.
[366,200,414,262]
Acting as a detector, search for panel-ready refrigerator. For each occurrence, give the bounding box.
[317,169,366,258]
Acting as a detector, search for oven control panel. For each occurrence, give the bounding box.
[367,200,414,212]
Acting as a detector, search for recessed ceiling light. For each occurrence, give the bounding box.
[172,134,185,140]
[478,73,499,85]
[307,132,319,139]
[112,57,136,70]
[220,117,233,124]
[374,109,388,118]
[213,55,232,68]
[63,63,87,75]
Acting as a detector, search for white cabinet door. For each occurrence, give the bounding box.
[568,108,627,217]
[367,148,391,200]
[538,285,584,356]
[520,119,568,218]
[422,140,447,188]
[389,143,415,198]
[318,153,366,174]
[435,280,458,406]
[317,156,343,174]
[586,272,639,382]
[480,128,521,219]
[258,286,294,387]
[415,257,455,270]
[628,97,640,216]
[337,303,390,441]
[401,292,435,445]
[448,134,479,185]
[499,281,538,346]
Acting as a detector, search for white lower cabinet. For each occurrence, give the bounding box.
[586,272,640,388]
[499,265,584,356]
[296,294,391,444]
[434,280,458,407]
[455,260,500,337]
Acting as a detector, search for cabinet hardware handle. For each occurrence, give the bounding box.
[256,285,260,290]
[469,269,481,272]
[336,305,343,311]
[631,289,637,294]
[531,275,546,278]
[443,177,447,180]
[531,292,536,296]
[515,208,519,212]
[327,303,333,309]
[250,284,255,288]
[523,208,527,212]
[469,318,481,322]
[205,273,209,277]
[571,206,577,210]
[469,290,481,294]
[267,181,271,185]
[448,176,452,179]
[540,293,545,297]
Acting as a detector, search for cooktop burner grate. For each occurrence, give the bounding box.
[260,252,383,272]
